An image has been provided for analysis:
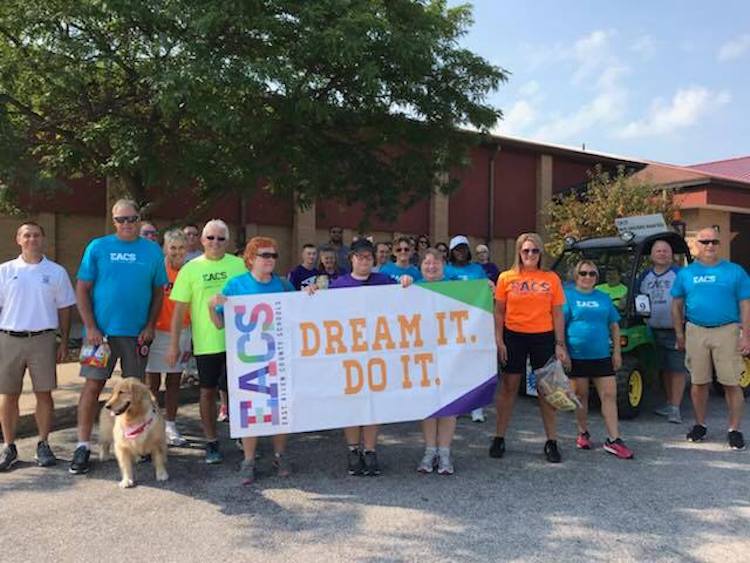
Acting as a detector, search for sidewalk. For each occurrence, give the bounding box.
[13,361,200,439]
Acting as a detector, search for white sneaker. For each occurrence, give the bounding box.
[166,427,188,447]
[653,404,671,417]
[667,406,682,424]
[471,408,486,423]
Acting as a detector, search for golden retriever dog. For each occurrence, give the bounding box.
[99,377,168,488]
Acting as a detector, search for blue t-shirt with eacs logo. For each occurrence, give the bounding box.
[445,263,487,281]
[378,262,422,282]
[563,287,621,359]
[671,260,750,327]
[77,234,168,337]
[217,272,293,316]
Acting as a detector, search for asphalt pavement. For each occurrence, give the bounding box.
[1,395,748,562]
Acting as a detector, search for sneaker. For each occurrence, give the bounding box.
[166,427,188,447]
[217,404,229,423]
[35,441,57,467]
[417,451,437,474]
[667,406,682,425]
[544,440,562,463]
[347,448,364,476]
[437,452,454,475]
[686,424,707,443]
[603,438,634,459]
[205,441,223,464]
[653,404,672,417]
[728,430,746,451]
[471,408,486,423]
[69,445,91,475]
[576,431,592,450]
[239,458,255,486]
[0,444,18,472]
[489,436,506,458]
[273,453,291,477]
[362,450,382,476]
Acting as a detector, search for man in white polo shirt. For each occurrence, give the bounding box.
[0,221,76,471]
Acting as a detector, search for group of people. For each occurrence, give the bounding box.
[0,201,748,485]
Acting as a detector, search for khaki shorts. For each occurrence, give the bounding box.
[685,322,745,386]
[0,330,57,394]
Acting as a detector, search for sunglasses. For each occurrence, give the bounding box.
[577,270,597,277]
[205,235,226,241]
[521,248,541,255]
[697,239,720,246]
[257,252,278,259]
[395,247,410,253]
[141,230,157,236]
[113,215,139,224]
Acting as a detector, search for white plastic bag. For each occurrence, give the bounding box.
[535,356,582,411]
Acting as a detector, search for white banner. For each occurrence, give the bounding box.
[225,280,498,437]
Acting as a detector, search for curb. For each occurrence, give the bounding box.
[10,385,202,440]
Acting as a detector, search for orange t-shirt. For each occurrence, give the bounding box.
[495,269,565,333]
[156,260,191,332]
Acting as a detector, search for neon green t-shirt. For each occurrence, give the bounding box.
[596,282,627,307]
[170,253,246,355]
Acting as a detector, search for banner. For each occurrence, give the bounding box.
[225,280,498,438]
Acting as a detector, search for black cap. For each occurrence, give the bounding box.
[350,238,375,254]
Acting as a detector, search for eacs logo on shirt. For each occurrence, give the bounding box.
[509,280,551,293]
[202,271,228,283]
[109,252,137,263]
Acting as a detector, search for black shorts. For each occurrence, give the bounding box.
[195,352,227,391]
[569,357,614,378]
[503,329,555,374]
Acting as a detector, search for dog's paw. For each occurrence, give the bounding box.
[118,479,135,489]
[156,471,169,482]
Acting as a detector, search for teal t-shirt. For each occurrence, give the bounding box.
[77,234,167,337]
[445,263,487,281]
[671,260,750,326]
[378,262,422,282]
[217,272,294,315]
[564,287,620,359]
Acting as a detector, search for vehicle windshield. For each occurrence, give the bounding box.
[554,247,636,290]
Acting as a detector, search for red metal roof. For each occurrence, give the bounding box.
[687,156,750,182]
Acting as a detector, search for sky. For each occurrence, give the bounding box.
[449,0,750,165]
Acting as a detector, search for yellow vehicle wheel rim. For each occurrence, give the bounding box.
[740,358,750,389]
[629,369,643,407]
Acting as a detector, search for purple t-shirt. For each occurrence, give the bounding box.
[287,265,318,290]
[481,262,500,283]
[329,272,396,288]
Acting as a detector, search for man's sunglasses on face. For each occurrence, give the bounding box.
[113,215,139,224]
[697,239,720,246]
[205,235,226,242]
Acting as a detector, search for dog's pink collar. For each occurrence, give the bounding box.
[123,410,156,440]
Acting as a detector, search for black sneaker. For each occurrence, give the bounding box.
[362,450,382,476]
[69,445,91,475]
[0,443,18,472]
[35,441,57,467]
[686,424,707,443]
[347,448,364,476]
[489,436,506,458]
[544,440,562,463]
[728,430,745,450]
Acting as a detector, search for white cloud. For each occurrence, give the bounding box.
[631,35,656,59]
[533,88,626,141]
[718,34,750,62]
[616,87,731,139]
[518,80,540,97]
[497,100,537,135]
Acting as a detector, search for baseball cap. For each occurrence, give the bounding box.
[475,244,489,253]
[449,235,470,250]
[350,238,375,254]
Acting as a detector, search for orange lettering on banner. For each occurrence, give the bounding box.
[435,312,448,346]
[450,310,469,344]
[372,316,396,351]
[299,322,320,356]
[414,353,434,387]
[397,314,424,349]
[400,355,413,389]
[349,318,368,352]
[343,360,364,394]
[368,358,387,391]
[324,320,348,354]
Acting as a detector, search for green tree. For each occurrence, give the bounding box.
[0,0,506,222]
[544,166,678,256]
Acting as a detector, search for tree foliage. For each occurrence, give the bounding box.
[544,166,678,256]
[0,0,507,222]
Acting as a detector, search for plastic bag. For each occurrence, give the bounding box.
[79,338,111,368]
[535,356,582,411]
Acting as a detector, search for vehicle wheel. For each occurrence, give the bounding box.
[616,356,643,420]
[712,357,750,398]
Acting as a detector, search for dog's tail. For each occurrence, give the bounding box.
[98,405,115,461]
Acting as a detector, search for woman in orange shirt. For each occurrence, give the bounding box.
[492,232,568,463]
